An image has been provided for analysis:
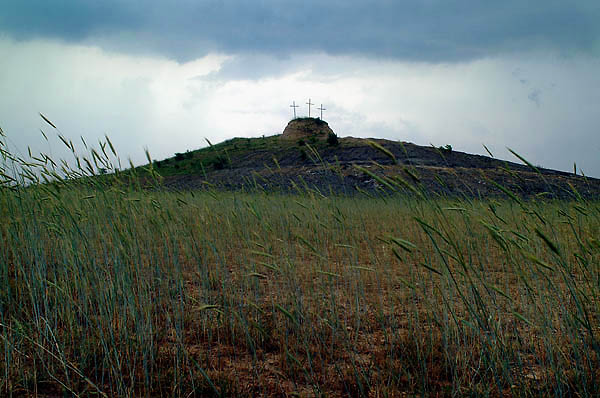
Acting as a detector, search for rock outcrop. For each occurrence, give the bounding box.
[280,118,334,141]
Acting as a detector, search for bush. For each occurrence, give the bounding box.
[327,132,339,146]
[297,139,305,147]
[210,155,229,170]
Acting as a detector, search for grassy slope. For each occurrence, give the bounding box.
[144,134,600,200]
[151,135,288,177]
[1,184,599,397]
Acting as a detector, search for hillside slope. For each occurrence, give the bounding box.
[152,133,600,199]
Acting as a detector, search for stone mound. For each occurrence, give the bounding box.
[280,118,334,141]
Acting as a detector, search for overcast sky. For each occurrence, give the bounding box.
[1,1,599,176]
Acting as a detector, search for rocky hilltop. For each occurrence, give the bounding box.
[280,117,334,141]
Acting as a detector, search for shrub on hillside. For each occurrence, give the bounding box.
[210,155,229,170]
[327,132,339,146]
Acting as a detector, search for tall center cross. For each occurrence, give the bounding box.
[289,101,299,119]
[306,98,314,118]
[317,104,326,120]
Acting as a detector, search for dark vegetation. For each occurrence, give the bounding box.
[327,132,339,146]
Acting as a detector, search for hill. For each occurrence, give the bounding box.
[6,118,600,397]
[151,119,600,199]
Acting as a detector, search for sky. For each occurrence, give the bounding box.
[1,1,599,176]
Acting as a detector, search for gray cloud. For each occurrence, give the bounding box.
[528,88,542,107]
[2,1,599,62]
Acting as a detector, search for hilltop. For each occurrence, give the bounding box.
[150,118,600,199]
[280,117,335,141]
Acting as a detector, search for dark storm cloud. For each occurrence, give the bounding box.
[2,0,599,62]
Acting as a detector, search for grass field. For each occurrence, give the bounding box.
[1,129,599,397]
